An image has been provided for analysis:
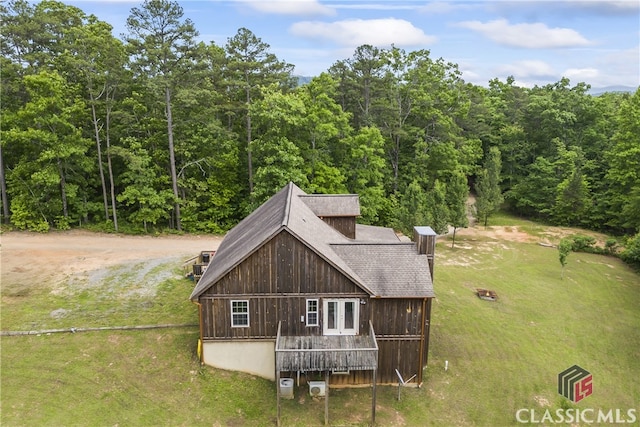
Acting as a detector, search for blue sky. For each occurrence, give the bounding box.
[70,0,639,88]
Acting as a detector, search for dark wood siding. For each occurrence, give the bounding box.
[199,230,368,339]
[320,216,356,239]
[198,228,433,386]
[369,299,424,336]
[368,298,431,384]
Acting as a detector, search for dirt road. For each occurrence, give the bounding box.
[1,230,222,291]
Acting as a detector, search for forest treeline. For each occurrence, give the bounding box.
[1,0,639,266]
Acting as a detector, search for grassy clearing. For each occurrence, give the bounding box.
[1,221,639,426]
[1,260,196,331]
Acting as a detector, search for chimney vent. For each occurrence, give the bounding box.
[414,226,436,279]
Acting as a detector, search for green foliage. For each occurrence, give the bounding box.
[558,238,572,274]
[604,238,619,255]
[568,234,597,252]
[427,179,449,234]
[114,139,173,231]
[446,170,469,230]
[2,227,638,426]
[475,146,503,227]
[343,126,387,224]
[0,2,638,248]
[620,233,640,270]
[394,179,429,237]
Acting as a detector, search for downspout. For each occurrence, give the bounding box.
[418,297,427,385]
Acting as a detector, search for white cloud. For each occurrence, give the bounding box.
[419,1,479,15]
[594,46,640,87]
[563,68,599,81]
[487,1,639,18]
[332,3,418,11]
[290,18,437,48]
[456,19,591,48]
[496,60,556,78]
[240,0,335,17]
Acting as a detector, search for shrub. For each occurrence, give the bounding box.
[620,233,640,270]
[604,238,619,255]
[569,234,598,253]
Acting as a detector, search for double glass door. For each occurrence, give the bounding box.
[323,299,358,335]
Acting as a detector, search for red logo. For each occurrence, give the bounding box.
[558,365,592,402]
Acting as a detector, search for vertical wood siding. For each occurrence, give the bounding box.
[200,230,367,339]
[320,217,356,239]
[198,229,433,385]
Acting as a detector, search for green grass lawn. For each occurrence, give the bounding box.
[2,222,639,426]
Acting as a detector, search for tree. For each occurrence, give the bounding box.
[60,16,127,229]
[427,179,449,235]
[377,47,416,193]
[620,232,640,270]
[125,0,199,230]
[552,164,592,226]
[337,44,387,129]
[395,179,429,237]
[605,89,640,232]
[4,71,91,230]
[475,146,503,227]
[250,86,308,208]
[225,27,295,193]
[297,73,351,193]
[447,170,469,247]
[558,238,572,279]
[114,139,173,232]
[343,126,387,224]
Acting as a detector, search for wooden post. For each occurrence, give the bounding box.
[371,369,377,426]
[324,371,329,426]
[276,370,281,427]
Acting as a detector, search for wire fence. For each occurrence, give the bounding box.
[0,323,198,337]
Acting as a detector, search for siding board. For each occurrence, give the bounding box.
[198,229,433,385]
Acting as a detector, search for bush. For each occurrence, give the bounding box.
[620,233,640,270]
[604,238,619,255]
[569,234,598,253]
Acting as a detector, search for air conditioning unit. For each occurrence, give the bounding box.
[308,381,326,397]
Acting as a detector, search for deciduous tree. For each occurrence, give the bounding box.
[125,0,199,230]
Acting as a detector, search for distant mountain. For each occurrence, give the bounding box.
[589,85,637,95]
[295,75,313,86]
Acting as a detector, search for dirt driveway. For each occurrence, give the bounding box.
[1,230,223,291]
[1,223,596,293]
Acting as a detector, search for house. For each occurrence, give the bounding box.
[189,182,436,420]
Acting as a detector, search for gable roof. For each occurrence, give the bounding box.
[190,182,434,300]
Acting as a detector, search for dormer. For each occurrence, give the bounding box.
[299,194,360,239]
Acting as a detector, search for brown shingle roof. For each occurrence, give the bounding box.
[190,182,434,300]
[331,243,434,298]
[299,194,360,217]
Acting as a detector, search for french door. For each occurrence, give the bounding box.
[323,299,359,335]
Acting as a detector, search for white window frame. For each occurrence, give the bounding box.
[323,298,359,336]
[231,300,249,328]
[306,299,319,327]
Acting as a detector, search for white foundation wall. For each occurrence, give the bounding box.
[202,340,276,380]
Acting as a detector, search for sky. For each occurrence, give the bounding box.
[68,0,640,89]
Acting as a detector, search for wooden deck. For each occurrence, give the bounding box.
[275,322,378,372]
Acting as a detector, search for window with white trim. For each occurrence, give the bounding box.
[231,300,249,327]
[306,299,319,326]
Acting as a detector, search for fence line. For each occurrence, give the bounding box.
[0,323,198,337]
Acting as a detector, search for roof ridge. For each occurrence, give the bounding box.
[331,242,416,246]
[282,182,295,227]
